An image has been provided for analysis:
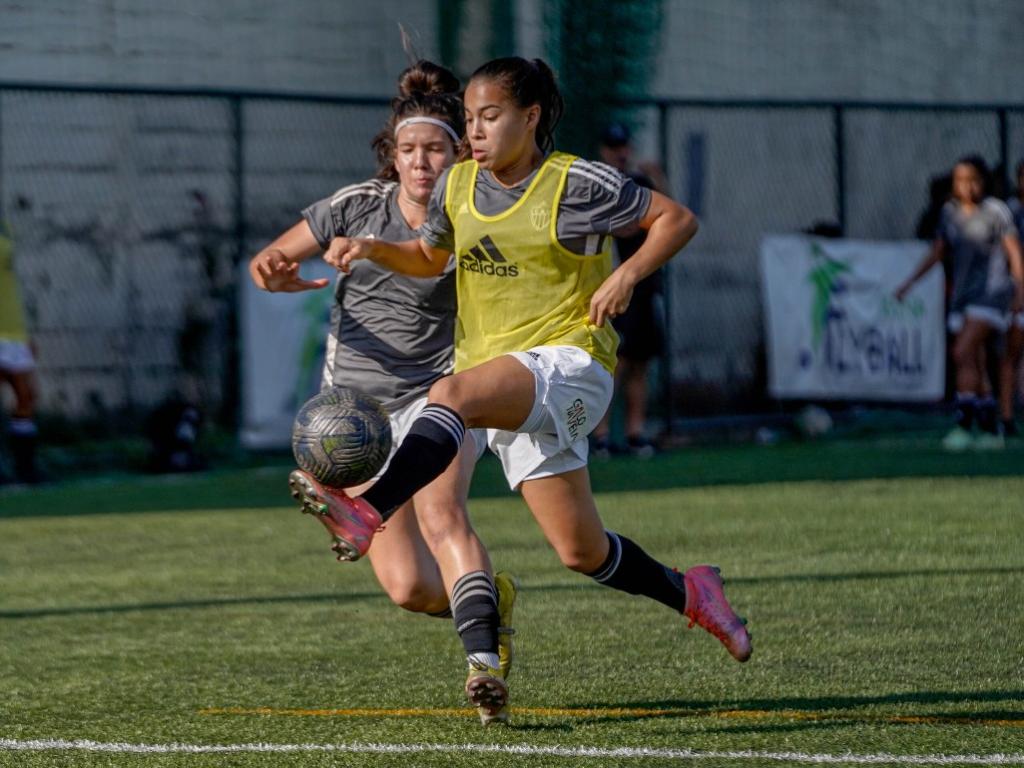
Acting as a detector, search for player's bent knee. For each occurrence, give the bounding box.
[557,546,605,574]
[382,579,439,613]
[426,375,468,414]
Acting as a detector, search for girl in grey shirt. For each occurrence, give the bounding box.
[248,62,514,721]
[896,155,1024,449]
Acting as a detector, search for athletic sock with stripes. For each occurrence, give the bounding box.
[587,531,688,613]
[361,404,464,520]
[451,570,500,668]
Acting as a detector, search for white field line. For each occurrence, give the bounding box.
[1,739,1023,765]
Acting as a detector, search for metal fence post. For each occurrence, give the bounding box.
[658,100,674,439]
[833,104,846,234]
[998,108,1008,193]
[227,95,245,431]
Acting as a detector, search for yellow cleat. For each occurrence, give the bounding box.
[495,571,519,679]
[465,660,509,725]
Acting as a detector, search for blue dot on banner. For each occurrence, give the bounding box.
[799,349,812,368]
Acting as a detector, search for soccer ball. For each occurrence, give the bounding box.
[291,387,392,488]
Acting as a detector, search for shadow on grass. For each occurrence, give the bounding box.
[5,564,1021,620]
[4,438,1024,518]
[563,690,1024,729]
[0,590,386,619]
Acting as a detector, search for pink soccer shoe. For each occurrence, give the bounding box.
[288,469,382,561]
[683,565,752,662]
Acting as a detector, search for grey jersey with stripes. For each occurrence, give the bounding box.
[302,179,455,410]
[420,157,652,255]
[938,198,1015,312]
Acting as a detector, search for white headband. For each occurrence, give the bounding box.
[394,116,461,145]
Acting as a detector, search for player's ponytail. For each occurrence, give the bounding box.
[372,60,464,180]
[469,57,564,154]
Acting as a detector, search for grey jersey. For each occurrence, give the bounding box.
[938,198,1015,312]
[420,157,651,255]
[302,179,455,410]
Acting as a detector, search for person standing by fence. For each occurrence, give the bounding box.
[589,122,670,459]
[0,217,41,484]
[1000,160,1024,436]
[896,155,1024,450]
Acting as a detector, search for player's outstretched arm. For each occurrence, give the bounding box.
[324,236,449,278]
[894,239,944,301]
[589,192,698,327]
[250,221,330,293]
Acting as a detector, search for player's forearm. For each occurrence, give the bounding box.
[1004,235,1024,285]
[900,243,943,290]
[621,202,698,286]
[366,238,448,277]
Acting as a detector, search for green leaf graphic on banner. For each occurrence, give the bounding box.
[807,242,852,351]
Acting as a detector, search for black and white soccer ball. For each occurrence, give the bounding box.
[291,387,392,488]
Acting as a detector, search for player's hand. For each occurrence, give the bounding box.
[323,236,375,274]
[251,250,329,293]
[589,269,635,327]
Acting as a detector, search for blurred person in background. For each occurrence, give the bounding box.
[896,155,1024,450]
[589,122,669,458]
[0,211,41,484]
[1000,160,1024,436]
[249,59,517,725]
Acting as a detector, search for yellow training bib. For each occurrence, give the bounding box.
[0,225,28,342]
[444,152,618,373]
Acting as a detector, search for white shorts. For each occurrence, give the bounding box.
[965,304,1009,332]
[483,345,613,490]
[0,340,35,374]
[948,307,1011,334]
[375,394,484,482]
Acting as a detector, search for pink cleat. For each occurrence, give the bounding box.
[683,565,752,662]
[288,469,382,561]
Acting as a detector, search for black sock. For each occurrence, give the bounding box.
[977,397,998,434]
[451,570,499,656]
[955,393,977,430]
[1002,418,1018,437]
[8,418,39,484]
[588,531,687,613]
[361,404,464,519]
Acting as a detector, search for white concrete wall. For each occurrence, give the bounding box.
[0,0,437,95]
[652,0,1024,103]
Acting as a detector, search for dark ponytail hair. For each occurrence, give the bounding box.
[469,57,564,154]
[371,60,464,181]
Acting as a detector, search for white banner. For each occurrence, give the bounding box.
[760,235,945,401]
[239,261,337,449]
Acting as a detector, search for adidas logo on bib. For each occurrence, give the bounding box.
[458,235,519,278]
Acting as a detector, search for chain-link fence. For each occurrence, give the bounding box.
[1,84,1021,432]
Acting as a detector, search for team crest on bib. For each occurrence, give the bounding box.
[530,204,551,230]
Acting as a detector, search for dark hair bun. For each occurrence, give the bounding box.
[398,60,460,98]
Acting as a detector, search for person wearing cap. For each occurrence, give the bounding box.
[591,122,670,458]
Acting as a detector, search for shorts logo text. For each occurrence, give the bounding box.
[566,398,587,441]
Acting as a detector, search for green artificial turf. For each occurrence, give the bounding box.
[1,442,1023,766]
